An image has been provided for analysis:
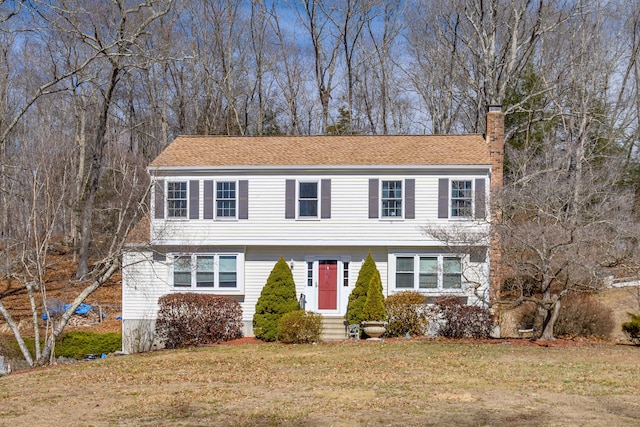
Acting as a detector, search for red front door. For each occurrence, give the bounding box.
[318,260,338,310]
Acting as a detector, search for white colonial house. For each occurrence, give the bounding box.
[121,107,504,353]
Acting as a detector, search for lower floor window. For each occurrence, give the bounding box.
[393,255,462,290]
[172,253,239,289]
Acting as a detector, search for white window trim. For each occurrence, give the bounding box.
[297,180,320,219]
[449,178,474,219]
[166,181,189,219]
[169,252,244,294]
[215,180,238,220]
[389,253,465,292]
[380,179,404,220]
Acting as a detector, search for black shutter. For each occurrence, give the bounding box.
[203,180,214,219]
[189,180,199,219]
[285,179,295,219]
[239,180,249,219]
[321,179,331,219]
[438,178,449,218]
[154,180,164,219]
[405,179,415,219]
[369,179,379,219]
[475,178,486,219]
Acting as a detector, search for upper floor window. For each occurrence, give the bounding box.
[167,182,187,218]
[392,254,462,290]
[171,253,240,290]
[216,181,236,218]
[451,180,472,218]
[299,181,318,217]
[381,180,402,217]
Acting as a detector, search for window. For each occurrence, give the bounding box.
[343,262,350,287]
[219,256,237,287]
[196,256,214,287]
[382,180,402,217]
[216,181,236,218]
[171,254,240,290]
[307,261,314,287]
[395,257,414,288]
[419,257,438,289]
[451,180,472,218]
[299,182,318,217]
[392,255,463,290]
[173,256,191,287]
[167,182,187,218]
[443,257,462,289]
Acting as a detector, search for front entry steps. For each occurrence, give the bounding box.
[320,315,348,341]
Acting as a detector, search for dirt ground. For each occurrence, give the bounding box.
[0,254,123,337]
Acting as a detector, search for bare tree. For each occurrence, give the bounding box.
[28,0,173,277]
[297,0,342,134]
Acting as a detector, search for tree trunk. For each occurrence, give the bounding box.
[540,295,561,340]
[0,302,34,367]
[76,64,119,278]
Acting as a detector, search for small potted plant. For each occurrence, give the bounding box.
[361,273,387,340]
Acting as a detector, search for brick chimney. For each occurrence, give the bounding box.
[486,105,504,336]
[486,105,504,191]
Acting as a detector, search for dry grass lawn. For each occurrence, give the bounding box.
[1,339,639,426]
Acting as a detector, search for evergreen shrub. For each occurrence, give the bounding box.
[346,253,381,325]
[277,310,323,344]
[362,273,386,321]
[253,257,299,341]
[621,313,640,344]
[52,331,121,359]
[385,291,428,337]
[155,293,243,348]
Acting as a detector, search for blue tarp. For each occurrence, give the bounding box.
[42,303,97,320]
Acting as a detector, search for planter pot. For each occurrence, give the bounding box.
[361,321,387,340]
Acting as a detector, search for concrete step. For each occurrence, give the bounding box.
[320,316,348,341]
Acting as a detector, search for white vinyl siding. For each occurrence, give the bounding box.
[151,174,489,247]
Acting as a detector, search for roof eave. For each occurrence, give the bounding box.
[147,164,492,175]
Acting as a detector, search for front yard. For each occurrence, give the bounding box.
[1,339,638,426]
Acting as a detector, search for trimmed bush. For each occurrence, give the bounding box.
[253,257,299,342]
[155,293,243,349]
[385,291,428,337]
[362,273,386,321]
[346,253,381,325]
[277,310,323,344]
[621,313,640,344]
[18,331,122,360]
[434,297,491,339]
[554,293,615,339]
[55,331,122,359]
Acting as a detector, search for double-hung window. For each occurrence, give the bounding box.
[382,180,402,217]
[299,182,318,218]
[451,180,472,218]
[393,255,462,290]
[172,254,240,290]
[216,181,236,218]
[167,182,187,218]
[173,256,192,287]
